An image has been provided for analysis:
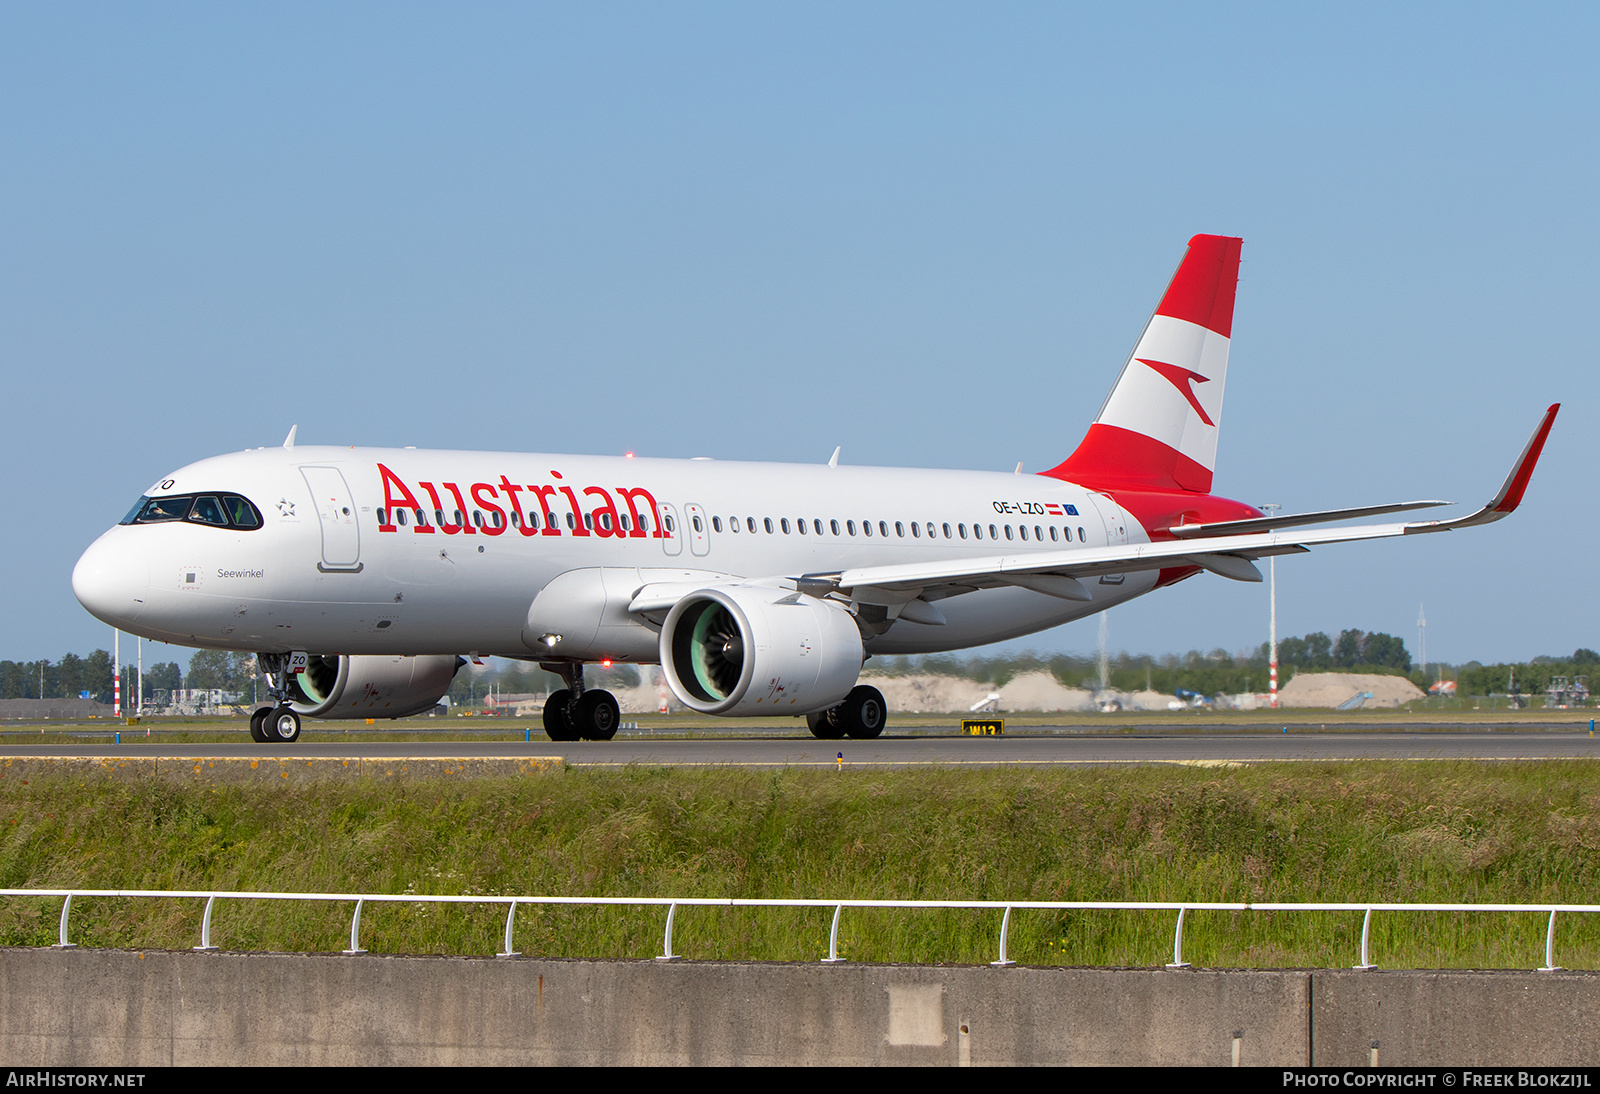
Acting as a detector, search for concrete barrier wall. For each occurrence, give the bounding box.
[1,948,1595,1066]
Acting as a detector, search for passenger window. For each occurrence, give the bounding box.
[764,518,773,534]
[959,524,967,539]
[831,520,840,536]
[942,523,951,538]
[1078,526,1086,542]
[1035,525,1043,541]
[584,513,593,530]
[598,512,611,531]
[492,511,504,528]
[747,517,757,533]
[664,515,676,533]
[621,514,631,531]
[1005,525,1013,540]
[473,511,485,528]
[692,515,703,533]
[990,524,998,539]
[509,511,520,527]
[415,509,428,527]
[397,509,409,527]
[863,521,873,537]
[187,496,229,527]
[973,524,983,540]
[730,517,739,533]
[435,509,446,526]
[1019,525,1028,541]
[781,518,791,534]
[879,521,889,537]
[796,518,806,535]
[712,516,722,532]
[566,513,575,530]
[910,522,919,538]
[1050,526,1058,542]
[377,508,387,526]
[847,520,857,536]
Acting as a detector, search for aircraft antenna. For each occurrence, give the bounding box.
[828,446,840,468]
[282,425,298,449]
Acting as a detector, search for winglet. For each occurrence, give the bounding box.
[1487,403,1560,515]
[1406,404,1559,532]
[283,425,298,449]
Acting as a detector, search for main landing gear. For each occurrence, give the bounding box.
[806,685,887,740]
[541,663,620,742]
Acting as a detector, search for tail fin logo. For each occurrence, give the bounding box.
[1138,359,1214,427]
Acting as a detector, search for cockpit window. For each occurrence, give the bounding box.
[187,496,230,526]
[131,496,193,523]
[120,493,264,530]
[224,495,262,528]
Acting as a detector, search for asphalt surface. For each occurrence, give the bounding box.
[2,728,1598,766]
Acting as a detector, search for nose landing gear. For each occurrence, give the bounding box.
[249,704,301,743]
[250,652,304,744]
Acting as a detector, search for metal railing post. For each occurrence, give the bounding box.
[498,900,520,958]
[195,895,217,951]
[56,893,76,949]
[657,902,680,961]
[1540,908,1562,972]
[991,905,1015,966]
[1354,907,1376,969]
[1166,906,1190,968]
[822,903,846,963]
[344,898,367,955]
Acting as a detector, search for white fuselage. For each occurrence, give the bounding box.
[73,445,1156,660]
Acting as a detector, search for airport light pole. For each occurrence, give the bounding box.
[1263,503,1282,709]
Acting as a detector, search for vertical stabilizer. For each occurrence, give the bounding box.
[1044,234,1242,493]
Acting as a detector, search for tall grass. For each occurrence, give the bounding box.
[1,761,1598,969]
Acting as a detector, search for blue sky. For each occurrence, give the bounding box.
[3,3,1593,667]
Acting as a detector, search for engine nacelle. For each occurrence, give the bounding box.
[267,654,465,719]
[660,586,863,716]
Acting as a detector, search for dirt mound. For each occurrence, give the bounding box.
[1278,672,1424,709]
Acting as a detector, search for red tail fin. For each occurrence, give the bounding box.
[1044,234,1242,493]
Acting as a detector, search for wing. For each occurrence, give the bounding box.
[803,403,1560,614]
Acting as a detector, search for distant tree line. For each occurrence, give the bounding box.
[0,650,255,704]
[5,638,1595,706]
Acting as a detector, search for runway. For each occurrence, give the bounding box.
[1,728,1597,767]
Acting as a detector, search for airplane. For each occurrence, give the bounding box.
[71,234,1559,744]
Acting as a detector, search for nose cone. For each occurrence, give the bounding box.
[72,531,149,627]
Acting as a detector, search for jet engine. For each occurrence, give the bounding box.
[269,654,465,719]
[659,586,863,716]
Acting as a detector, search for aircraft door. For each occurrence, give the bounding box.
[683,503,711,557]
[300,466,363,572]
[1087,492,1127,586]
[657,503,684,557]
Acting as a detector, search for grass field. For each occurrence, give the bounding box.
[2,757,1599,970]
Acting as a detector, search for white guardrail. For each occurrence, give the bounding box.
[3,889,1596,971]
